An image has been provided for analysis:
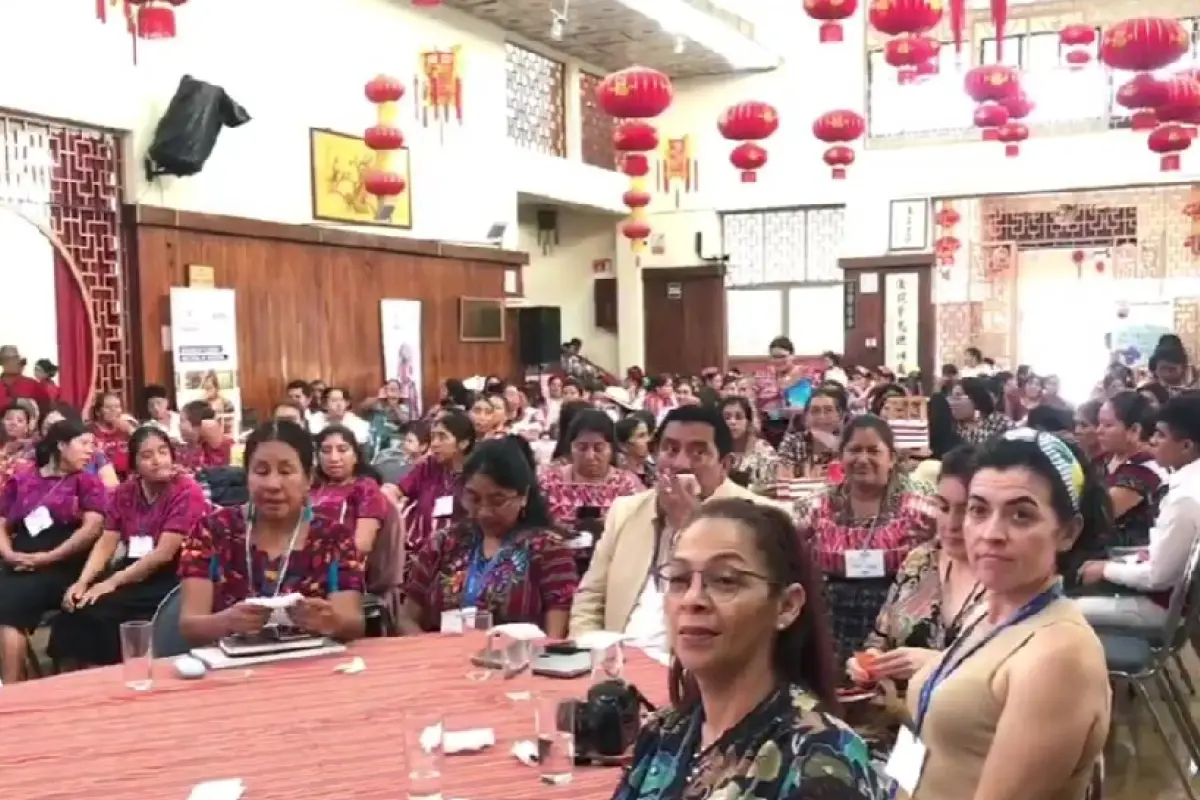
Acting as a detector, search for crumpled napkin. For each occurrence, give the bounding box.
[511,740,539,767]
[333,656,365,674]
[490,623,545,641]
[444,728,495,753]
[187,779,245,800]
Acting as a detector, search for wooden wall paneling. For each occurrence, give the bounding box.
[124,206,528,417]
[641,266,727,376]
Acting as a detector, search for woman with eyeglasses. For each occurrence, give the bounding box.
[398,437,578,638]
[613,499,880,799]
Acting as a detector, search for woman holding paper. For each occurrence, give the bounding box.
[176,419,366,645]
[50,426,208,666]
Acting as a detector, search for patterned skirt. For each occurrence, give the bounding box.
[825,575,892,667]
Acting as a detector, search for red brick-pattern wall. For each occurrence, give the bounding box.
[48,126,127,402]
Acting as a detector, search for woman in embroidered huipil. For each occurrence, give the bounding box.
[400,438,578,637]
[796,415,937,662]
[385,412,474,576]
[470,394,509,441]
[719,396,780,492]
[614,500,881,800]
[539,409,643,529]
[89,391,135,479]
[1096,390,1165,548]
[177,420,366,646]
[752,336,808,449]
[312,425,390,554]
[504,383,546,441]
[50,427,208,666]
[0,420,107,682]
[948,377,1013,446]
[0,402,34,491]
[40,406,120,488]
[616,414,656,488]
[778,387,847,480]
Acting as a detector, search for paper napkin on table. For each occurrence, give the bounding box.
[187,779,245,800]
[490,623,545,641]
[511,740,539,767]
[444,728,495,753]
[333,656,365,674]
[574,630,628,651]
[243,593,303,610]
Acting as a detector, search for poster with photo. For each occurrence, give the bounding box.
[169,287,242,437]
[380,299,423,416]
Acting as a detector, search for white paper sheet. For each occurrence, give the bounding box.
[242,593,303,610]
[187,779,245,800]
[490,623,545,641]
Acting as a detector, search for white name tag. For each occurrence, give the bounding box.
[885,726,927,795]
[24,506,52,538]
[440,609,464,634]
[127,535,154,559]
[844,549,886,579]
[433,495,455,518]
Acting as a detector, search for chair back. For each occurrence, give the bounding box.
[366,501,407,621]
[150,585,190,658]
[1156,532,1200,658]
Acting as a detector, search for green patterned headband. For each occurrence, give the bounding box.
[1003,427,1085,511]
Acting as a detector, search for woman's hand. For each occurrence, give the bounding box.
[218,602,272,635]
[289,597,337,636]
[16,552,53,571]
[847,648,881,685]
[1076,560,1108,586]
[0,545,23,568]
[78,579,119,607]
[62,581,90,611]
[871,647,937,681]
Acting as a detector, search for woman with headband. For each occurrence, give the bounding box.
[891,428,1111,800]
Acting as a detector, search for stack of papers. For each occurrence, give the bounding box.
[187,779,245,800]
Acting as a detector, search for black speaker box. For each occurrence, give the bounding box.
[517,306,562,366]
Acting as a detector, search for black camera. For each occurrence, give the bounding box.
[568,679,655,765]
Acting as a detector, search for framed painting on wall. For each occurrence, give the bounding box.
[460,297,505,342]
[309,128,412,229]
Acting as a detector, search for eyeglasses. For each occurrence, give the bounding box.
[653,564,772,601]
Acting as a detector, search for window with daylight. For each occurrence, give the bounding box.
[1109,17,1200,128]
[505,43,566,157]
[867,42,974,137]
[979,32,1107,126]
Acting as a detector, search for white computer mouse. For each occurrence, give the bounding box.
[173,654,207,679]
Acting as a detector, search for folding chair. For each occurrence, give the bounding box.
[1100,535,1200,800]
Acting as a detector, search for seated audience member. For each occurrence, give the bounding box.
[177,420,366,646]
[719,396,780,492]
[1074,399,1103,462]
[1096,390,1164,548]
[176,400,233,473]
[39,405,119,488]
[796,415,936,661]
[50,427,207,666]
[900,428,1110,800]
[615,414,656,488]
[1137,380,1170,410]
[399,437,578,637]
[947,377,1013,445]
[309,386,371,445]
[1075,393,1200,627]
[504,383,546,440]
[386,412,474,573]
[89,391,135,479]
[285,380,315,423]
[0,403,34,490]
[272,399,308,425]
[0,420,107,682]
[311,425,390,554]
[614,500,882,799]
[778,387,846,479]
[143,384,181,440]
[539,409,642,529]
[372,420,430,485]
[32,358,60,406]
[926,392,965,461]
[569,405,786,659]
[849,446,982,684]
[1026,404,1076,438]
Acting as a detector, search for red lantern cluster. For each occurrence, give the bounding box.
[129,0,186,39]
[1100,17,1196,171]
[1059,24,1096,69]
[934,202,961,271]
[804,0,859,43]
[718,101,779,182]
[964,64,1020,143]
[812,110,865,178]
[596,67,673,249]
[363,75,407,213]
[868,0,944,82]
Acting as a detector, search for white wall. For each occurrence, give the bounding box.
[0,208,57,369]
[517,205,620,373]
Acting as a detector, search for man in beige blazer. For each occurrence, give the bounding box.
[569,405,789,647]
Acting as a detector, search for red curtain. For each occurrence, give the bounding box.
[52,249,93,409]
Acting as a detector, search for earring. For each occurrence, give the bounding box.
[302,499,314,523]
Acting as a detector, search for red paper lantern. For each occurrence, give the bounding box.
[595,67,673,119]
[885,34,939,83]
[364,170,407,197]
[996,121,1029,156]
[1100,18,1191,72]
[1060,24,1096,68]
[718,101,780,141]
[1156,75,1200,125]
[1000,91,1034,120]
[804,0,860,43]
[622,220,652,241]
[868,0,943,36]
[730,142,768,182]
[1148,123,1192,171]
[136,3,177,39]
[974,102,1009,129]
[936,207,960,227]
[613,120,660,152]
[363,125,405,151]
[1117,74,1169,130]
[622,190,652,208]
[964,65,1019,103]
[365,75,405,104]
[621,154,651,177]
[823,145,856,179]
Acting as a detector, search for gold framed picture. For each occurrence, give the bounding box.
[460,297,505,342]
[309,128,412,229]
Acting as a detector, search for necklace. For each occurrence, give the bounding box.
[246,515,305,597]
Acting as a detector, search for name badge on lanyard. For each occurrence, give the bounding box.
[885,726,927,795]
[844,549,886,578]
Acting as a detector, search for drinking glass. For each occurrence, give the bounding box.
[590,641,625,684]
[119,620,154,691]
[402,710,444,800]
[495,632,538,699]
[464,611,496,682]
[534,694,575,786]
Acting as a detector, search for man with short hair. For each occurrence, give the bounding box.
[960,346,988,378]
[177,400,233,472]
[569,405,788,660]
[0,345,49,409]
[285,380,314,419]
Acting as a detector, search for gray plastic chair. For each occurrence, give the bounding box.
[150,585,190,658]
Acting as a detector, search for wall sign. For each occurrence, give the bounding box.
[888,199,930,252]
[884,272,920,372]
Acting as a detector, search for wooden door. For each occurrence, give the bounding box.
[839,256,935,391]
[642,266,726,375]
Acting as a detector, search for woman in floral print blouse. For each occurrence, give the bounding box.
[947,377,1014,446]
[177,420,366,645]
[400,437,578,638]
[719,396,780,492]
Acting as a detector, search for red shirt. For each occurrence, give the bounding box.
[0,375,49,411]
[176,436,233,473]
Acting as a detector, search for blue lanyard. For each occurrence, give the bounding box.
[463,538,507,608]
[914,584,1061,735]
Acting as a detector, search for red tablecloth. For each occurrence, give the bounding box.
[0,636,668,799]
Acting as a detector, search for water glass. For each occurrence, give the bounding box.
[468,609,493,637]
[402,710,444,800]
[590,641,625,683]
[119,620,154,691]
[535,694,575,786]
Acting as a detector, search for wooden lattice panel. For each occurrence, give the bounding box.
[1174,298,1200,366]
[578,71,616,171]
[505,43,566,157]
